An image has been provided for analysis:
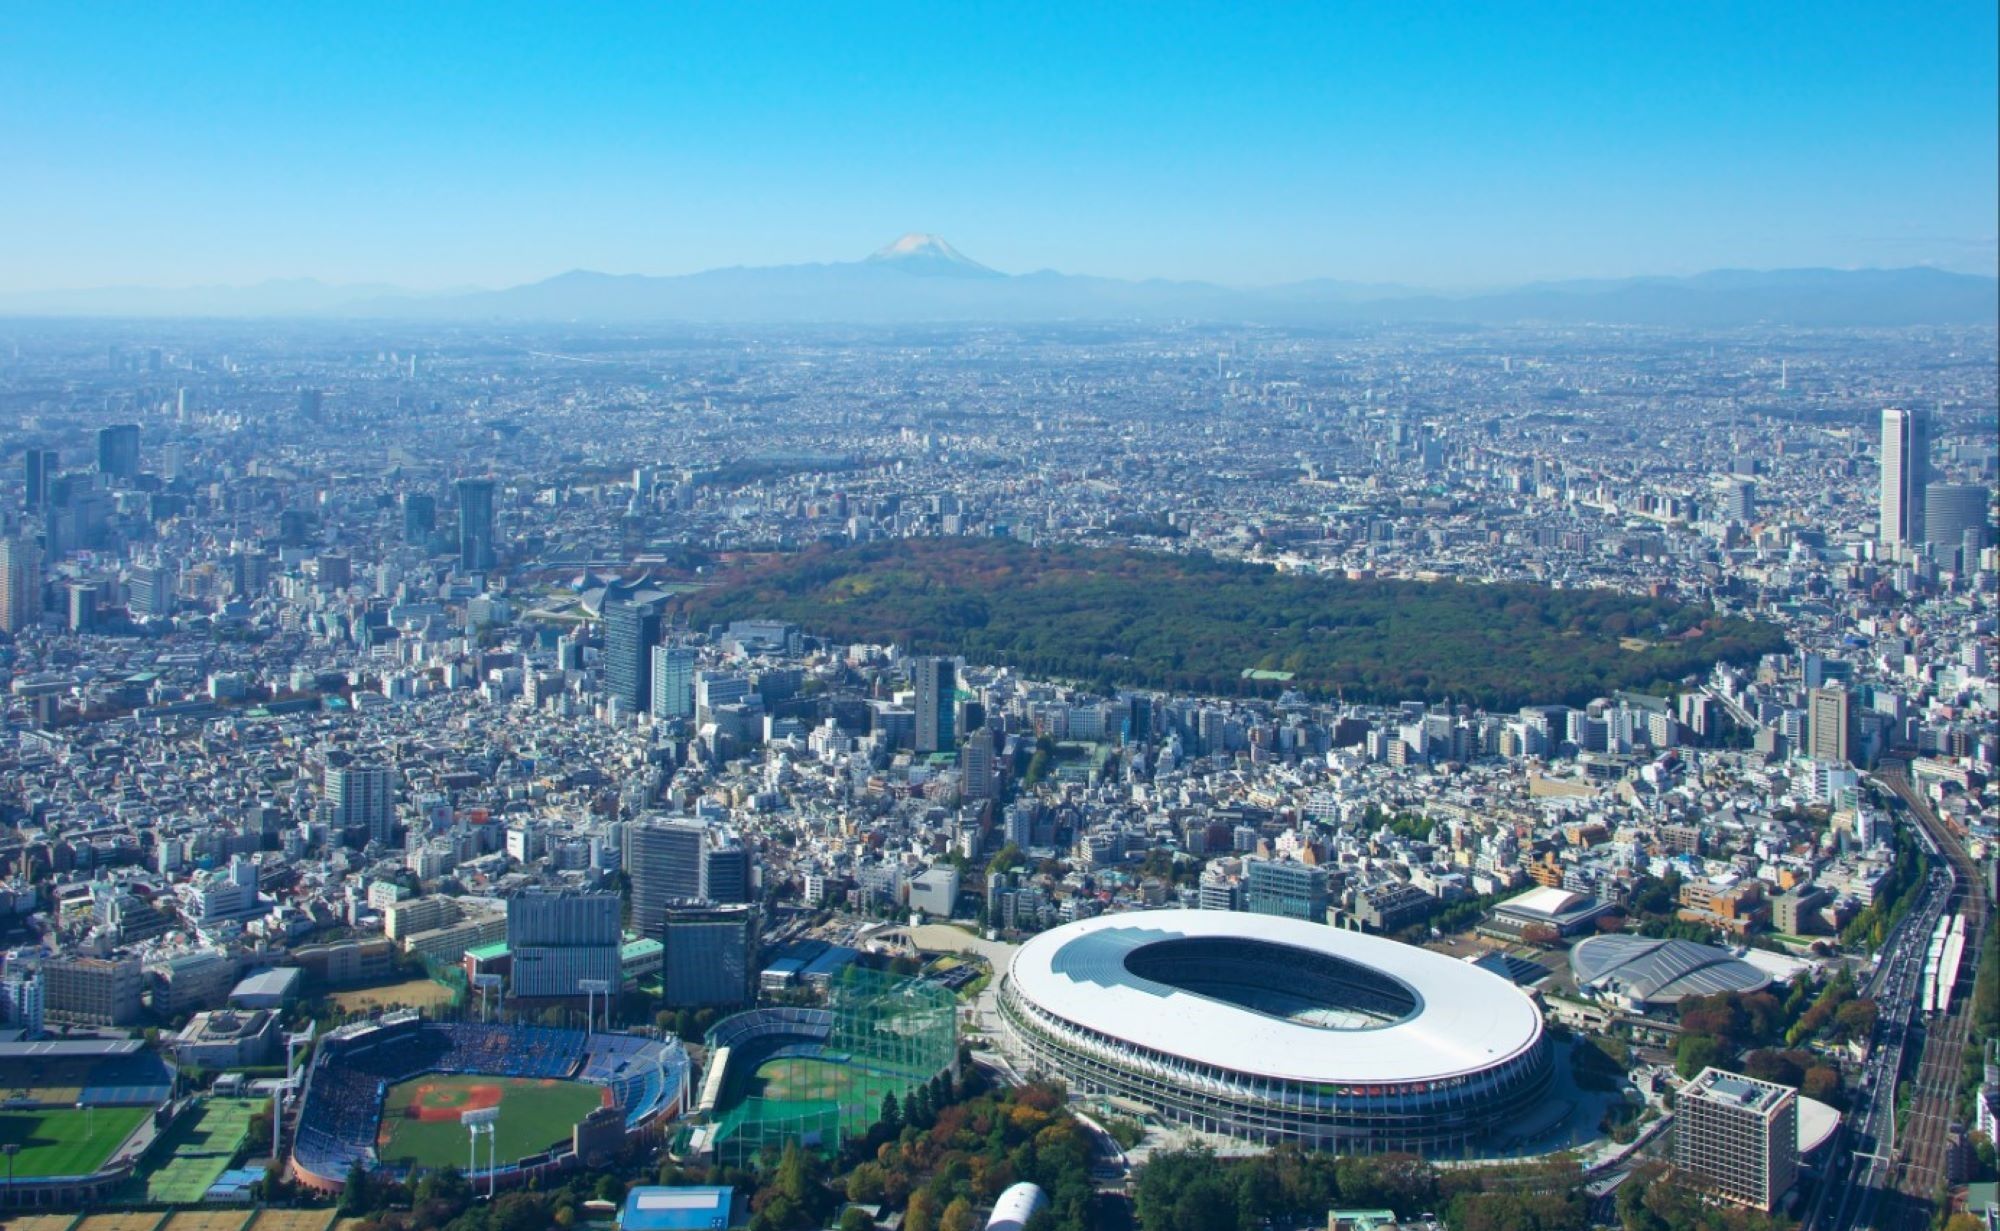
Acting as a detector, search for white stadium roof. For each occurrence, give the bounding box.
[1006,909,1544,1086]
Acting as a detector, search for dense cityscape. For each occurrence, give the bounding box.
[0,310,1990,1231]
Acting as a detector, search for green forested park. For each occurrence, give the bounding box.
[684,538,1783,710]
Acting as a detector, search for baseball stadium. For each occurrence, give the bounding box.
[998,909,1553,1153]
[288,1013,689,1193]
[0,1039,175,1208]
[689,968,956,1166]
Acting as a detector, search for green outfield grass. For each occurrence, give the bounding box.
[376,1075,604,1172]
[0,1105,150,1178]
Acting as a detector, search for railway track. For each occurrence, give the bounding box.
[1875,765,1990,1231]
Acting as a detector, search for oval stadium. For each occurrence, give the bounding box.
[998,909,1552,1153]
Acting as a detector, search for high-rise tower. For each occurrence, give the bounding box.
[96,424,140,479]
[402,492,437,545]
[0,535,43,633]
[456,478,497,571]
[913,656,956,753]
[1879,407,1930,549]
[604,595,667,713]
[23,449,56,511]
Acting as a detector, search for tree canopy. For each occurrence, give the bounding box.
[685,538,1781,710]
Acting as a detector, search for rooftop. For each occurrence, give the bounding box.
[1568,933,1770,1005]
[1686,1066,1795,1115]
[620,1185,736,1231]
[1008,908,1544,1086]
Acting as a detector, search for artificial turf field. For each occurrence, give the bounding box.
[143,1097,261,1204]
[376,1075,604,1171]
[0,1105,150,1178]
[746,1057,862,1103]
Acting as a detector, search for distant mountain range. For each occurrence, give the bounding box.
[3,235,1993,327]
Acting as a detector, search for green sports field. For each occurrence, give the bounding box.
[143,1097,261,1204]
[0,1105,150,1178]
[745,1057,862,1104]
[376,1075,604,1171]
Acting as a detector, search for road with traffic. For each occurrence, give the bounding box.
[1804,762,1989,1231]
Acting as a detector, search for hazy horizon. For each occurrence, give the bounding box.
[5,235,1999,301]
[2,3,1995,295]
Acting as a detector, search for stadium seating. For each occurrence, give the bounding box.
[292,1019,688,1185]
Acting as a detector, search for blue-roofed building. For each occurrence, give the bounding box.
[620,1186,739,1230]
[799,944,859,990]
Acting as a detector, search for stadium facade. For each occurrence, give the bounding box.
[998,909,1551,1153]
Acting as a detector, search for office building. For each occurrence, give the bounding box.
[625,820,708,938]
[23,448,56,511]
[604,595,667,714]
[0,535,41,633]
[402,492,437,545]
[96,423,140,479]
[1198,865,1241,911]
[152,950,238,1018]
[507,890,622,999]
[127,563,176,618]
[1674,1067,1799,1211]
[702,836,753,904]
[66,581,97,633]
[961,736,997,800]
[1719,477,1755,524]
[658,905,759,1009]
[326,763,395,845]
[693,670,752,718]
[649,644,696,719]
[1244,857,1330,922]
[1806,685,1854,766]
[909,867,961,917]
[43,954,144,1026]
[1925,483,1989,561]
[913,656,956,753]
[0,965,44,1036]
[298,387,324,420]
[455,477,497,572]
[624,819,752,938]
[1879,407,1930,549]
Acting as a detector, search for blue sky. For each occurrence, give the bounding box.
[1,2,1994,291]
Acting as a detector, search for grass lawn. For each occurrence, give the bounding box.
[377,1075,603,1171]
[0,1105,150,1178]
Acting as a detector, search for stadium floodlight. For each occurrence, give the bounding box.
[579,978,613,1034]
[473,973,504,1022]
[462,1107,499,1198]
